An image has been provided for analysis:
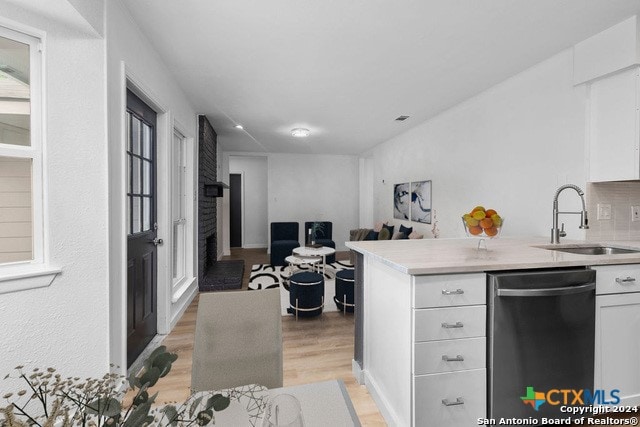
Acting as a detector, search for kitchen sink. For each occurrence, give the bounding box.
[544,245,640,255]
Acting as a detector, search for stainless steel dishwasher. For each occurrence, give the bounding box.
[488,268,596,419]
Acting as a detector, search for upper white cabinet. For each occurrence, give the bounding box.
[588,66,640,182]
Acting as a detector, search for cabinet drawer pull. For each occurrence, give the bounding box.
[442,355,465,362]
[615,277,636,284]
[441,321,464,329]
[442,397,465,406]
[442,288,464,295]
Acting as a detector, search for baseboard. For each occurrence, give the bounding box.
[242,243,267,249]
[170,283,197,330]
[352,359,365,385]
[364,371,401,426]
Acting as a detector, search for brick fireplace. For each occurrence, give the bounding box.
[198,115,217,281]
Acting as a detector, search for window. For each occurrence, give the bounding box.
[172,129,187,287]
[0,26,42,267]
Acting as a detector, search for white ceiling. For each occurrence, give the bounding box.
[122,0,640,155]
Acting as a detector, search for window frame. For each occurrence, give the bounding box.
[170,125,194,298]
[0,21,57,290]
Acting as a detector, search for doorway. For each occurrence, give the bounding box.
[126,89,158,367]
[230,173,242,248]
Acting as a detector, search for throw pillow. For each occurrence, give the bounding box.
[391,232,405,240]
[373,221,384,232]
[365,230,379,240]
[408,231,424,239]
[399,224,413,237]
[382,223,394,238]
[378,227,391,240]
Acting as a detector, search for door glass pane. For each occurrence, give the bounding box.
[143,124,152,160]
[131,196,141,233]
[131,157,141,195]
[0,156,33,264]
[172,222,184,281]
[130,117,140,155]
[172,136,181,221]
[0,36,30,147]
[143,160,151,195]
[143,197,151,231]
[126,112,131,151]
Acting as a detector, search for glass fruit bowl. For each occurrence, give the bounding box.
[461,215,504,239]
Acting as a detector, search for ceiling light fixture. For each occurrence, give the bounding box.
[291,128,310,138]
[234,124,244,130]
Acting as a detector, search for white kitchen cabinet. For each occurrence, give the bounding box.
[594,265,640,407]
[588,66,640,182]
[412,274,486,426]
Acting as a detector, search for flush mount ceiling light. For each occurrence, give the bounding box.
[234,124,244,130]
[291,128,310,138]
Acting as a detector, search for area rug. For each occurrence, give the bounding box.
[199,260,245,292]
[249,260,353,315]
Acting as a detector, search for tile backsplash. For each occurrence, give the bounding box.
[586,182,640,241]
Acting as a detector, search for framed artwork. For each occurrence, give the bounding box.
[393,182,410,220]
[411,180,432,224]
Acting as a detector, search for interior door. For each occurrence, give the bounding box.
[126,89,158,367]
[230,173,242,248]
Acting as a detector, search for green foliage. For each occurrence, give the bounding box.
[206,394,230,412]
[311,221,326,239]
[0,347,230,426]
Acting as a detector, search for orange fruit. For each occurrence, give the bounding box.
[485,209,497,218]
[468,226,483,235]
[485,226,498,237]
[479,218,493,229]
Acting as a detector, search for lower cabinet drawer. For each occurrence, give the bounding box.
[414,369,486,427]
[414,337,486,375]
[414,305,486,341]
[594,264,640,295]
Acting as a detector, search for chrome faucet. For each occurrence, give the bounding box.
[551,184,589,243]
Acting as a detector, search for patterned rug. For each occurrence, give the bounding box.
[249,260,353,315]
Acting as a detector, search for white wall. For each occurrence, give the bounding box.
[359,157,374,228]
[106,0,199,373]
[229,155,268,248]
[0,4,109,380]
[268,153,359,250]
[372,49,588,240]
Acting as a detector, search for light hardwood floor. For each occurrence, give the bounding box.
[150,248,386,426]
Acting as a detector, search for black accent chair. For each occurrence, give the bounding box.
[304,221,336,264]
[287,272,325,318]
[334,269,355,313]
[270,222,300,267]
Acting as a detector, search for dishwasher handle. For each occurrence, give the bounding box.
[496,282,595,297]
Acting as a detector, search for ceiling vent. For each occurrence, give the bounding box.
[395,115,410,121]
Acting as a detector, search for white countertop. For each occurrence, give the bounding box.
[345,237,640,275]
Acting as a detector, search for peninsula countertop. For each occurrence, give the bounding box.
[345,237,640,275]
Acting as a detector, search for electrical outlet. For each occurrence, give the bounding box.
[632,206,640,222]
[597,204,612,220]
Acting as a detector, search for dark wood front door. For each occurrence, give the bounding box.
[230,173,242,248]
[126,90,158,367]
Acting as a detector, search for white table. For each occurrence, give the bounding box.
[189,380,360,426]
[285,255,321,275]
[292,246,336,277]
[268,380,361,426]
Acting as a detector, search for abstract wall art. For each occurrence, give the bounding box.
[411,180,432,224]
[393,182,410,220]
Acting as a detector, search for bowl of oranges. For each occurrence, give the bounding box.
[462,206,504,238]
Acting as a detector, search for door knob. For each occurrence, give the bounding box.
[151,237,163,246]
